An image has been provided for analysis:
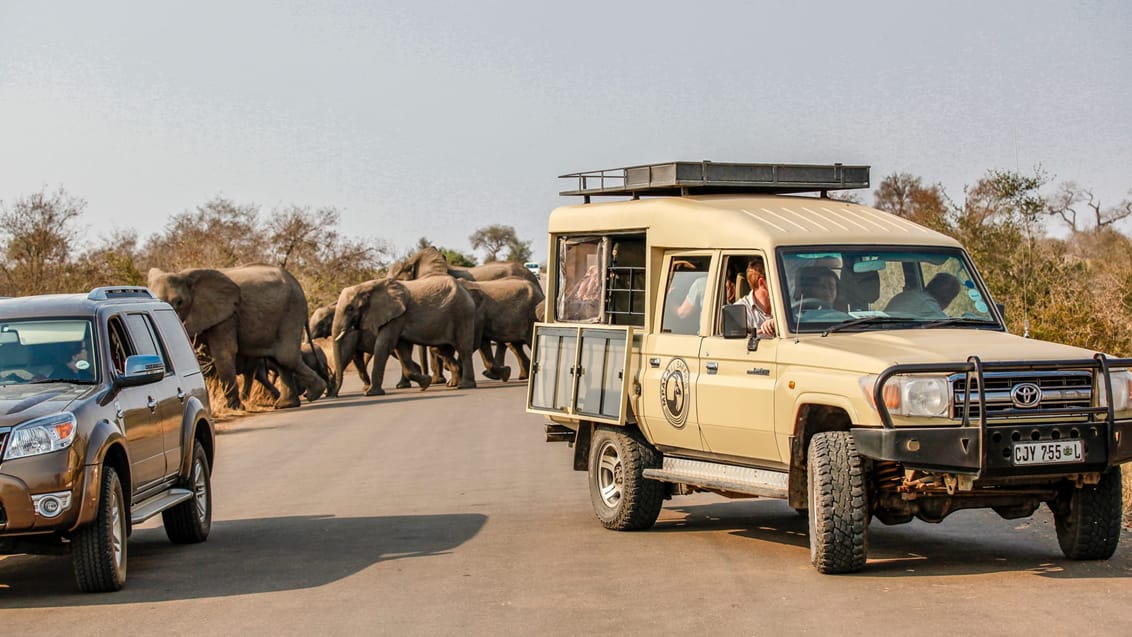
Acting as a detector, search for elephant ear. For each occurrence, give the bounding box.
[183,269,241,335]
[363,280,409,332]
[146,267,166,289]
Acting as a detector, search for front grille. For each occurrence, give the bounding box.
[951,371,1093,419]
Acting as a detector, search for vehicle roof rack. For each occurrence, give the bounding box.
[560,161,870,201]
[88,286,156,301]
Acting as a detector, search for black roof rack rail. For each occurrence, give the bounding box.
[560,161,870,200]
[88,286,156,301]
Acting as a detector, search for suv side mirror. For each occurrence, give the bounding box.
[118,354,165,386]
[721,304,747,339]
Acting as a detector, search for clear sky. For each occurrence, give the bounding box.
[2,1,1129,263]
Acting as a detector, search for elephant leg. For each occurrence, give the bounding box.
[395,342,431,390]
[255,359,281,401]
[271,351,325,408]
[430,347,446,385]
[351,351,372,388]
[508,342,530,380]
[365,332,398,396]
[205,331,242,410]
[456,341,478,390]
[394,349,412,389]
[479,340,510,382]
[493,341,512,382]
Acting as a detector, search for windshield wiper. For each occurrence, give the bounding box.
[920,317,998,329]
[28,378,94,385]
[823,316,918,335]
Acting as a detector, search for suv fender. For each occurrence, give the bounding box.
[788,403,854,509]
[175,396,215,477]
[72,420,130,531]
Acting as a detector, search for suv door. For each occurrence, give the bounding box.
[121,311,183,481]
[637,252,711,452]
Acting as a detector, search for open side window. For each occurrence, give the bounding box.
[527,324,633,424]
[554,234,646,326]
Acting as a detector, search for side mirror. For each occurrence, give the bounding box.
[118,354,165,386]
[721,304,747,339]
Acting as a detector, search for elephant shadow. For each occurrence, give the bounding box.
[0,513,487,605]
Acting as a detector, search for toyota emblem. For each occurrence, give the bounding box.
[1011,382,1042,409]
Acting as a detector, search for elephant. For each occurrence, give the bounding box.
[310,302,370,395]
[460,277,544,381]
[331,276,478,396]
[148,264,327,409]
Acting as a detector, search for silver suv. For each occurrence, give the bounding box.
[0,287,215,592]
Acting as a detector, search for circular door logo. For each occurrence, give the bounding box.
[660,358,690,428]
[1011,382,1042,409]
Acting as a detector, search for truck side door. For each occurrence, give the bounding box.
[696,252,781,465]
[637,252,711,452]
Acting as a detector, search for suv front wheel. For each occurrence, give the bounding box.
[589,425,665,531]
[72,465,127,592]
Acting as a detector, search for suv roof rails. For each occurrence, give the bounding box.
[88,286,156,301]
[560,161,870,201]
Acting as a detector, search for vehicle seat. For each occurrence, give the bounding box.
[837,270,881,312]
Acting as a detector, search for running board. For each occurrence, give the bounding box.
[131,488,193,524]
[643,457,789,499]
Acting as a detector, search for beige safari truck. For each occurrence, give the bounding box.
[526,160,1132,573]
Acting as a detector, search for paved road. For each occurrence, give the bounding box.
[2,368,1131,636]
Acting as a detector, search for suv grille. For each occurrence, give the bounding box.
[951,371,1093,419]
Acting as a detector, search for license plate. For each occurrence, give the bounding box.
[1012,440,1083,466]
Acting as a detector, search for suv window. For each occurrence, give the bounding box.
[151,308,201,374]
[661,255,712,335]
[122,312,171,373]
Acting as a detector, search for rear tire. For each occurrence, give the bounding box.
[1052,468,1122,560]
[588,426,664,531]
[73,466,127,593]
[163,441,213,544]
[807,431,868,574]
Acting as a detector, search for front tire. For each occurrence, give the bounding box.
[588,425,664,531]
[163,440,213,544]
[73,465,127,592]
[807,431,869,574]
[1052,467,1122,560]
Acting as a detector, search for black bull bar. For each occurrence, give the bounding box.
[851,354,1132,478]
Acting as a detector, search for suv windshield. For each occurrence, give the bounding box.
[777,247,1000,333]
[0,319,98,385]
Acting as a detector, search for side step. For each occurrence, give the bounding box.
[643,457,788,499]
[131,488,193,524]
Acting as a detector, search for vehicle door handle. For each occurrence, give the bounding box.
[147,397,157,411]
[649,358,660,368]
[177,387,186,403]
[705,362,718,374]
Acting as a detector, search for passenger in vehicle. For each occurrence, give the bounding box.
[885,272,961,316]
[737,258,776,336]
[796,266,839,308]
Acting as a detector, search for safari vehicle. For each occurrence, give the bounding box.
[0,287,215,592]
[526,161,1132,573]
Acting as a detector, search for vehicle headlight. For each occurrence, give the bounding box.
[860,375,950,418]
[4,412,77,460]
[1098,369,1132,411]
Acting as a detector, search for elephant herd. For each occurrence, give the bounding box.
[146,247,544,410]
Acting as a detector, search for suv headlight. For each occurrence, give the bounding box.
[861,375,950,418]
[4,412,77,460]
[1098,369,1132,411]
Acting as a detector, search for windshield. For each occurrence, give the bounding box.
[0,319,98,385]
[776,247,1001,333]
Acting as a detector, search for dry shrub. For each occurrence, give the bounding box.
[1123,465,1132,529]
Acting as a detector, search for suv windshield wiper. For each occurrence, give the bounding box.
[920,317,998,329]
[28,377,94,385]
[823,316,918,335]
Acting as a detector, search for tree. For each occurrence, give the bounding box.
[470,224,529,263]
[71,229,146,289]
[0,187,85,296]
[1046,181,1132,236]
[142,196,267,270]
[873,173,950,233]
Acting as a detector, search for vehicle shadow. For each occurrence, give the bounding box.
[659,499,1131,579]
[0,512,486,606]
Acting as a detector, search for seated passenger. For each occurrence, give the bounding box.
[885,272,961,316]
